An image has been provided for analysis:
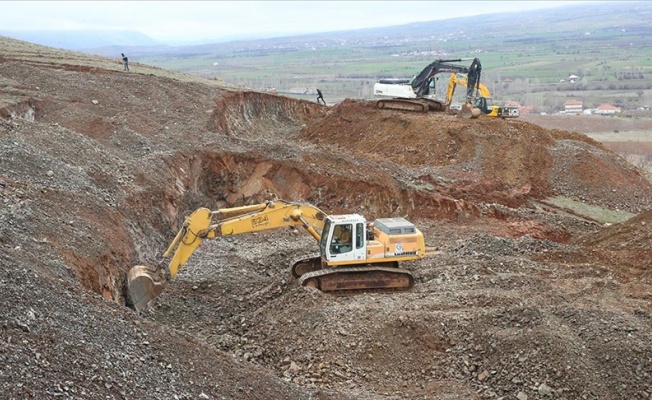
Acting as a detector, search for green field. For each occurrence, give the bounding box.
[136,2,652,112]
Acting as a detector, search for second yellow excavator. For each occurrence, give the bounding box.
[445,73,520,119]
[127,199,428,311]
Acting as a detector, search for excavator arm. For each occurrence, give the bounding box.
[444,72,492,108]
[128,200,328,310]
[411,58,482,98]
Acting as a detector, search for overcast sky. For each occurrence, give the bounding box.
[5,1,592,44]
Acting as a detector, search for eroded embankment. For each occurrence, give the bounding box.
[3,63,649,311]
[0,78,486,310]
[300,99,652,212]
[208,90,325,136]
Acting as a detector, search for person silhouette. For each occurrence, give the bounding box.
[121,53,129,71]
[316,88,325,105]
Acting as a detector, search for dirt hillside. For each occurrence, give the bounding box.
[1,36,651,400]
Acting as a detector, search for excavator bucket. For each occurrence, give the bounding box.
[127,264,165,311]
[127,207,214,311]
[457,103,482,119]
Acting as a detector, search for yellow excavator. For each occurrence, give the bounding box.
[445,73,520,119]
[127,199,427,311]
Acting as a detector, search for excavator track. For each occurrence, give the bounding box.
[298,265,414,292]
[376,99,428,113]
[290,253,322,278]
[376,98,446,113]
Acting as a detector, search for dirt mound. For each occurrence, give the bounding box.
[578,209,652,250]
[300,99,652,211]
[575,210,652,275]
[2,36,652,400]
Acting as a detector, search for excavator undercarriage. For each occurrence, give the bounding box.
[299,264,414,292]
[291,256,414,292]
[375,98,446,113]
[290,253,322,277]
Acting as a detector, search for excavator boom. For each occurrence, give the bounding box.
[128,200,328,310]
[128,207,214,311]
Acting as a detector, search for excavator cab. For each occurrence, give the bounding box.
[475,96,520,118]
[320,215,367,263]
[475,97,492,114]
[330,224,352,253]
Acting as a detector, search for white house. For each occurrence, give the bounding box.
[594,104,621,115]
[564,99,583,115]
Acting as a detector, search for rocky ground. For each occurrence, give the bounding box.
[1,36,651,399]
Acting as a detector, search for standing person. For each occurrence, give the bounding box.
[121,53,129,71]
[316,88,325,105]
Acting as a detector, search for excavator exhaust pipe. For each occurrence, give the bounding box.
[127,265,166,311]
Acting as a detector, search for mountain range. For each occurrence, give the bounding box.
[2,1,651,57]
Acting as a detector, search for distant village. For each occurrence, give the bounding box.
[498,71,651,116]
[503,98,647,117]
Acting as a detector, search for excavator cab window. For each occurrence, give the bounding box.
[355,223,364,248]
[422,79,435,96]
[476,97,489,114]
[331,223,353,254]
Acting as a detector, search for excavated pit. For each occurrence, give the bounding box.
[2,38,652,399]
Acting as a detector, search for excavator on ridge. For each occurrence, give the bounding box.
[127,199,429,311]
[373,57,484,117]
